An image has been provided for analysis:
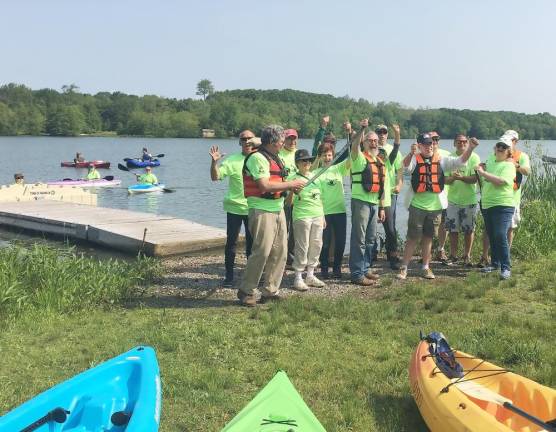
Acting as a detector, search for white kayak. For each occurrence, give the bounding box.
[127,183,166,194]
[46,178,122,188]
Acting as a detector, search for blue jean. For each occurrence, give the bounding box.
[349,199,378,280]
[482,206,514,271]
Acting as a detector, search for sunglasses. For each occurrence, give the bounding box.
[376,130,388,135]
[239,137,254,142]
[431,137,440,141]
[456,140,468,144]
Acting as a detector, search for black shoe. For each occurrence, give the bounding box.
[320,269,330,280]
[223,278,233,288]
[259,294,281,304]
[389,260,401,270]
[332,270,343,279]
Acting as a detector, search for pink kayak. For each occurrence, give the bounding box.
[61,161,111,168]
[46,178,121,188]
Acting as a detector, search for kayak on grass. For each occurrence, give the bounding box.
[409,331,556,432]
[125,159,161,168]
[0,346,161,432]
[542,155,556,164]
[128,183,166,194]
[46,178,122,188]
[61,161,111,168]
[221,370,326,432]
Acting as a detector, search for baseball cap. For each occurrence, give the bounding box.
[294,149,315,162]
[503,130,519,141]
[375,124,388,133]
[284,129,298,139]
[417,133,433,145]
[496,136,512,148]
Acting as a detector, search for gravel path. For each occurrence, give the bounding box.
[141,253,471,308]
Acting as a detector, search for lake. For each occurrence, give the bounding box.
[0,136,553,244]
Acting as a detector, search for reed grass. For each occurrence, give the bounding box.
[0,243,160,318]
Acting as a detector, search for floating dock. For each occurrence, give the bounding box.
[0,201,228,256]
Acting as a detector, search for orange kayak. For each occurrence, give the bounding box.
[409,333,556,431]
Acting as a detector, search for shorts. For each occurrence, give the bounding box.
[511,206,521,228]
[445,203,478,233]
[407,205,442,240]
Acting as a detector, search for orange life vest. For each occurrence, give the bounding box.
[351,152,385,195]
[512,150,523,190]
[411,153,445,193]
[243,148,287,199]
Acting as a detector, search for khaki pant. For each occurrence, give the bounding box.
[240,208,287,296]
[292,217,324,272]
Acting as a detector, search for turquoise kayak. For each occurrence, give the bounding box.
[128,184,165,194]
[0,346,161,431]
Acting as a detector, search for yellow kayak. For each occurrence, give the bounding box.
[409,332,556,431]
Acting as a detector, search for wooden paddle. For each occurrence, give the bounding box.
[117,163,175,193]
[20,407,69,432]
[455,380,556,431]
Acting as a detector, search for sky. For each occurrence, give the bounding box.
[2,0,556,114]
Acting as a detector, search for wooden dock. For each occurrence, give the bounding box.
[0,201,228,256]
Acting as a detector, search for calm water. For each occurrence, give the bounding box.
[0,136,553,241]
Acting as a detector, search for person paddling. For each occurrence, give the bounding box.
[141,147,153,162]
[135,166,158,184]
[86,164,101,180]
[74,152,85,163]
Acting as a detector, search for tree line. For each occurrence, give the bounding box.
[1,82,556,139]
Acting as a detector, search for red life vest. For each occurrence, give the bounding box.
[512,150,523,190]
[351,152,385,195]
[243,148,287,199]
[411,153,445,193]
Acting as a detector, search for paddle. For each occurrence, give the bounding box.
[117,163,175,193]
[455,380,556,431]
[62,176,114,182]
[123,154,165,162]
[20,407,69,432]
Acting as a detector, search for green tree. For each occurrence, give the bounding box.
[0,102,16,135]
[46,105,85,136]
[196,79,214,101]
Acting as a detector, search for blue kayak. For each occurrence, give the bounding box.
[0,346,161,431]
[125,159,161,168]
[128,184,166,194]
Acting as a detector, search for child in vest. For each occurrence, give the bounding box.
[286,149,326,291]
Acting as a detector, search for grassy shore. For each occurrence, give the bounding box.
[0,251,554,431]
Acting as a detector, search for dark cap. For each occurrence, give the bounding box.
[14,173,24,179]
[294,149,315,162]
[417,133,433,145]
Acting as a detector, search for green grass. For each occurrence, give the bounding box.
[0,254,554,431]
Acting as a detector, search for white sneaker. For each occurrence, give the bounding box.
[306,275,325,287]
[293,279,309,291]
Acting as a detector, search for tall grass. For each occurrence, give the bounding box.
[0,243,160,318]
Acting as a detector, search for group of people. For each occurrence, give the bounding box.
[209,119,529,306]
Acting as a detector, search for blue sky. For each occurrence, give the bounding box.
[2,0,556,114]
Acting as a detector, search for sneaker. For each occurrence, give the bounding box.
[396,266,408,280]
[292,279,309,291]
[448,256,458,265]
[332,269,343,279]
[500,270,511,280]
[462,257,474,268]
[480,266,495,273]
[421,268,435,279]
[223,278,233,288]
[351,277,376,286]
[306,275,325,287]
[260,294,281,304]
[476,257,489,269]
[237,291,257,307]
[435,249,448,262]
[365,270,380,280]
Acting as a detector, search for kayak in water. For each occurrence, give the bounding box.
[61,161,111,169]
[47,178,122,188]
[128,183,166,194]
[125,159,161,168]
[221,370,326,432]
[0,346,161,431]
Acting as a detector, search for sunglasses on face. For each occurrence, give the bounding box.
[239,137,254,142]
[456,140,468,144]
[431,137,440,141]
[377,131,387,135]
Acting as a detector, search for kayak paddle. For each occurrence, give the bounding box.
[61,175,114,181]
[117,163,175,193]
[20,407,69,432]
[123,154,165,162]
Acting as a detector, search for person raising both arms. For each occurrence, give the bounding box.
[238,125,306,307]
[135,166,158,184]
[443,134,481,266]
[209,130,258,287]
[475,136,516,280]
[397,133,478,280]
[86,163,101,180]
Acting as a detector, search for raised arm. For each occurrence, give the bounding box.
[209,145,222,181]
[388,124,401,164]
[351,118,368,160]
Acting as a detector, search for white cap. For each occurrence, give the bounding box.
[502,130,519,141]
[496,136,513,148]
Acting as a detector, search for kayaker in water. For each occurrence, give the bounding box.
[13,173,24,185]
[135,166,158,184]
[141,147,153,162]
[238,124,306,306]
[74,152,85,163]
[209,130,258,288]
[86,164,101,180]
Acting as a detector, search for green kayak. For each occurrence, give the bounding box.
[221,370,326,431]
